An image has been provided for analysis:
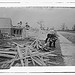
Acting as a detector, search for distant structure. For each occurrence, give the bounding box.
[0,18,24,37]
[11,25,23,37]
[12,22,30,38]
[0,18,12,35]
[0,18,32,38]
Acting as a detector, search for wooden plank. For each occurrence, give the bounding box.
[0,56,30,64]
[44,54,57,57]
[30,46,39,52]
[25,59,28,66]
[31,40,36,46]
[5,48,17,51]
[32,57,43,66]
[0,51,17,55]
[12,42,23,47]
[0,54,15,58]
[30,56,35,66]
[31,51,56,57]
[47,62,60,65]
[28,49,36,66]
[16,45,24,66]
[1,63,10,68]
[34,56,46,66]
[9,60,15,67]
[38,56,46,66]
[0,48,17,51]
[24,46,28,66]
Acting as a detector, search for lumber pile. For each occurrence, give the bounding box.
[0,39,59,69]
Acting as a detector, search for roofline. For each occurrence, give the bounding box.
[0,17,11,19]
[12,27,23,29]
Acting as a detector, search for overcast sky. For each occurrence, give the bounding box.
[0,7,75,30]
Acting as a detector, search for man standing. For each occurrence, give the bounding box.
[0,30,4,45]
[0,30,3,39]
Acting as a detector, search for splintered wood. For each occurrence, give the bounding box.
[0,39,59,68]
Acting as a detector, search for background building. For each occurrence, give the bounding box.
[0,18,24,37]
[11,26,23,37]
[0,18,12,35]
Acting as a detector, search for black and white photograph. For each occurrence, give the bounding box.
[0,7,75,69]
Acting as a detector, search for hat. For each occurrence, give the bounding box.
[49,30,55,34]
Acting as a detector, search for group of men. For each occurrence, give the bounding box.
[45,29,58,48]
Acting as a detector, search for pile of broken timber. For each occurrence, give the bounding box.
[0,39,59,68]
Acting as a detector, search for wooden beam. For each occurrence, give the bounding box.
[0,51,17,55]
[0,54,15,58]
[16,45,24,66]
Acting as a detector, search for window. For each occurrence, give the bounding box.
[14,30,16,34]
[17,30,19,34]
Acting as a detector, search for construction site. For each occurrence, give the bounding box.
[0,18,65,69]
[0,8,75,69]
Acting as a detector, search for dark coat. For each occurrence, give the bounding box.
[45,33,57,43]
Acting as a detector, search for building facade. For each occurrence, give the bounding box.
[11,26,23,37]
[0,18,12,35]
[0,18,24,37]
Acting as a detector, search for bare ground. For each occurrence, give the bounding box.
[0,38,64,69]
[0,31,65,69]
[59,31,75,44]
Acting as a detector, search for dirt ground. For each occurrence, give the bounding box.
[58,31,75,66]
[59,31,75,44]
[0,31,65,68]
[13,39,64,66]
[0,38,64,67]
